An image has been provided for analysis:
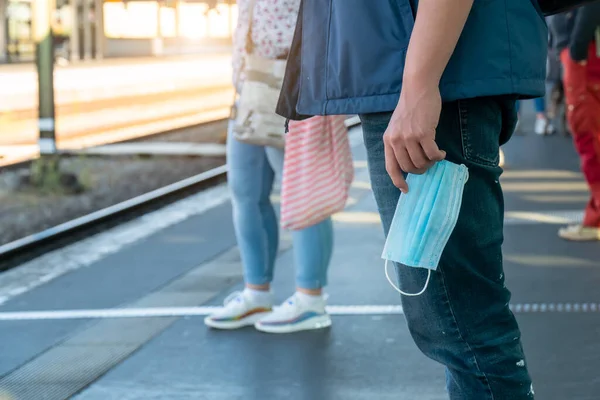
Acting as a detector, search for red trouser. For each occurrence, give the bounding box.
[561,43,600,227]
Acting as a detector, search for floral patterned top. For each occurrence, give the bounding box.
[232,0,301,93]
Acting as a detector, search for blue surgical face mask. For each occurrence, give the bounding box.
[382,160,469,296]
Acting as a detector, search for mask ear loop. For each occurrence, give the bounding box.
[384,259,431,297]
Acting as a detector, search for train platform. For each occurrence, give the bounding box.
[0,122,598,400]
[0,53,234,165]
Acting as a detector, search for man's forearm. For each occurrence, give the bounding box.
[403,0,474,89]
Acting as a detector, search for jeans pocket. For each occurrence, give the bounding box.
[500,97,519,146]
[458,98,502,167]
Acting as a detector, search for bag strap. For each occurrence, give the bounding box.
[233,0,257,100]
[245,0,257,55]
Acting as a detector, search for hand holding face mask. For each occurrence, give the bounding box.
[382,160,469,296]
[383,84,447,193]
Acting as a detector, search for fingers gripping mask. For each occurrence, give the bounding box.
[382,160,469,296]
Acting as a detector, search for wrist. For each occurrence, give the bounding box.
[403,69,440,92]
[400,73,440,103]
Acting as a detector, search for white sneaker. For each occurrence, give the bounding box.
[535,118,549,135]
[254,293,332,334]
[204,291,273,330]
[558,225,600,241]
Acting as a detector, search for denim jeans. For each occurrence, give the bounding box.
[226,124,334,289]
[360,96,534,399]
[533,97,545,114]
[517,97,545,114]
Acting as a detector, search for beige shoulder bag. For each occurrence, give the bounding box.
[231,0,287,148]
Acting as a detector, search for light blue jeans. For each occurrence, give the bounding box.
[517,97,546,114]
[226,125,333,289]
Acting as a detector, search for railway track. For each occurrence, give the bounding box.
[0,86,234,166]
[0,53,235,165]
[0,116,361,271]
[0,162,228,271]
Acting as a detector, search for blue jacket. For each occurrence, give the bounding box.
[277,0,548,120]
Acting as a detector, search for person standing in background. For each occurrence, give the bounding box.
[515,98,554,135]
[515,21,556,137]
[204,0,335,333]
[549,5,600,241]
[533,97,555,135]
[547,24,570,137]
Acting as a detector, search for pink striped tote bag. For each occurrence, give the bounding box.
[280,115,354,231]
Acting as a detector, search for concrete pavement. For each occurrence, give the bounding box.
[0,123,598,399]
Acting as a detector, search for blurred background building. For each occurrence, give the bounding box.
[0,0,237,63]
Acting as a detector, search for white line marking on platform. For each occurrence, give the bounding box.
[502,181,589,192]
[522,194,590,204]
[345,115,361,128]
[504,254,597,268]
[0,303,599,321]
[351,181,372,190]
[504,210,583,225]
[0,185,230,306]
[331,210,584,226]
[501,170,582,179]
